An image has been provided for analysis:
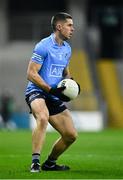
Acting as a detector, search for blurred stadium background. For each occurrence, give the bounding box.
[0,0,123,131]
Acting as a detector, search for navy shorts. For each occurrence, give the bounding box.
[25,91,67,116]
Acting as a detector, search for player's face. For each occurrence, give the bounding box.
[58,18,75,40]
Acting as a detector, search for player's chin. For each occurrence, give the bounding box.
[64,34,72,40]
[68,34,73,39]
[65,35,72,40]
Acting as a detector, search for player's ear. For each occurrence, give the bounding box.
[56,23,62,31]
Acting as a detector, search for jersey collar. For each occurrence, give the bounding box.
[51,33,65,46]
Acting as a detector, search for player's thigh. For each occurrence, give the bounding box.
[49,109,77,137]
[31,98,49,121]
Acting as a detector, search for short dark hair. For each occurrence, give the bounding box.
[51,12,72,31]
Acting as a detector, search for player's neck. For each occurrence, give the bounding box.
[54,32,64,46]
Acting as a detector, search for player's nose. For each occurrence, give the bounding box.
[72,26,75,32]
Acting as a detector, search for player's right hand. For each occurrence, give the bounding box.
[70,77,81,94]
[49,87,70,102]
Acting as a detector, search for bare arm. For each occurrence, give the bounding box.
[63,66,71,79]
[27,60,51,92]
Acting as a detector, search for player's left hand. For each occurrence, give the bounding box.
[49,86,71,102]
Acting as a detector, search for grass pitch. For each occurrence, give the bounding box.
[0,129,123,179]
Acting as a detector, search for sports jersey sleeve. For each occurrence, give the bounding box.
[31,42,47,65]
[66,46,72,66]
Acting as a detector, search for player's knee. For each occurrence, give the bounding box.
[70,131,78,142]
[36,112,48,129]
[64,131,78,144]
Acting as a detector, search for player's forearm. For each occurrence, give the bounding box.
[64,74,71,79]
[63,67,71,79]
[63,73,71,79]
[27,72,51,92]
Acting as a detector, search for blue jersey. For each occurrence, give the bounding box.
[25,33,71,95]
